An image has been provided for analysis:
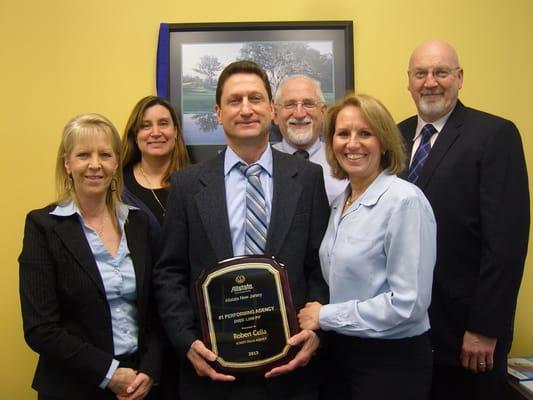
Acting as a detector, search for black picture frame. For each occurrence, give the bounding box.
[160,21,354,162]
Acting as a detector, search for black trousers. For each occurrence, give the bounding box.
[430,339,509,400]
[179,355,320,400]
[322,332,433,400]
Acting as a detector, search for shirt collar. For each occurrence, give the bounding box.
[333,171,394,211]
[224,145,273,177]
[50,201,138,225]
[357,171,395,207]
[277,138,321,158]
[413,107,454,142]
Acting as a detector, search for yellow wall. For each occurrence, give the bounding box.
[1,0,531,397]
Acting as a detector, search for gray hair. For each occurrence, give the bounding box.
[274,74,326,104]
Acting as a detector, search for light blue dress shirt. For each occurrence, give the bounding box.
[319,172,436,339]
[51,201,139,388]
[224,146,273,256]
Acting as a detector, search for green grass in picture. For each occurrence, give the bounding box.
[183,86,216,113]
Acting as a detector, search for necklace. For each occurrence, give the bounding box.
[139,164,166,216]
[83,211,106,238]
[345,194,356,208]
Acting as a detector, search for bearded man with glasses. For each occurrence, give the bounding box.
[273,75,346,204]
[398,38,530,400]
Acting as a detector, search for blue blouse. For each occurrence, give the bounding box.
[51,201,138,387]
[319,172,436,339]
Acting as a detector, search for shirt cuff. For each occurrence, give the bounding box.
[319,303,336,331]
[99,359,120,389]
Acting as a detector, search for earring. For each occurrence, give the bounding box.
[110,176,118,192]
[65,175,74,192]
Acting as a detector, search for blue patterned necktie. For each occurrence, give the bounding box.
[408,124,437,183]
[239,163,268,254]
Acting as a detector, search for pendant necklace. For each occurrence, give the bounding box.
[139,165,167,216]
[345,194,356,208]
[83,211,105,238]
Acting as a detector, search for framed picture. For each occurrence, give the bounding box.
[157,21,354,162]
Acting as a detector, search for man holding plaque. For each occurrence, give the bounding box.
[153,60,330,400]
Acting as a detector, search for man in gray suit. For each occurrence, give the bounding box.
[153,60,329,400]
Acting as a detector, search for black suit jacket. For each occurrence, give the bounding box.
[153,148,330,397]
[19,206,162,399]
[398,101,530,364]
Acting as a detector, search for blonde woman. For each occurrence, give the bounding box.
[299,94,436,400]
[20,114,162,400]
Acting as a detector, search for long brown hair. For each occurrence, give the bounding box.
[121,96,190,188]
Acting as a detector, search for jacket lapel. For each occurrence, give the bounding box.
[266,150,302,256]
[416,101,466,189]
[54,216,106,297]
[195,153,234,261]
[398,117,417,181]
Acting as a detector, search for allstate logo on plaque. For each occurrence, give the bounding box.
[196,256,298,373]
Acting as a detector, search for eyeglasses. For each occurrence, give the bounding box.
[409,67,461,81]
[276,100,323,110]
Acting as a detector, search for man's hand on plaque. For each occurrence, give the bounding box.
[187,340,236,382]
[264,329,319,379]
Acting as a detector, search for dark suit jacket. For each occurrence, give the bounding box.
[153,148,330,398]
[398,101,530,364]
[19,205,162,399]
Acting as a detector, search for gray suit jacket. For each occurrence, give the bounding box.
[153,147,329,397]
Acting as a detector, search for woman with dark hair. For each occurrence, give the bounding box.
[19,113,162,400]
[121,96,190,250]
[121,96,190,399]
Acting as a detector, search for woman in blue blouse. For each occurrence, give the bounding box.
[298,94,436,400]
[19,114,161,400]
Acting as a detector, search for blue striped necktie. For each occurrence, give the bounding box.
[408,124,437,183]
[239,163,268,254]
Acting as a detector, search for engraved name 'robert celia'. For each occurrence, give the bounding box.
[233,329,268,340]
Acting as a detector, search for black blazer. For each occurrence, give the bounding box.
[398,101,530,364]
[153,148,330,397]
[19,205,162,399]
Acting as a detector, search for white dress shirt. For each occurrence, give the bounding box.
[273,139,347,204]
[408,109,453,165]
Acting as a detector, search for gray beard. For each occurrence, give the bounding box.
[286,124,315,147]
[418,98,446,121]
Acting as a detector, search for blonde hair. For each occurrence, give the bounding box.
[323,93,406,180]
[121,96,190,188]
[55,113,123,210]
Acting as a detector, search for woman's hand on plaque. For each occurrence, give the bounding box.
[264,329,320,379]
[297,302,322,331]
